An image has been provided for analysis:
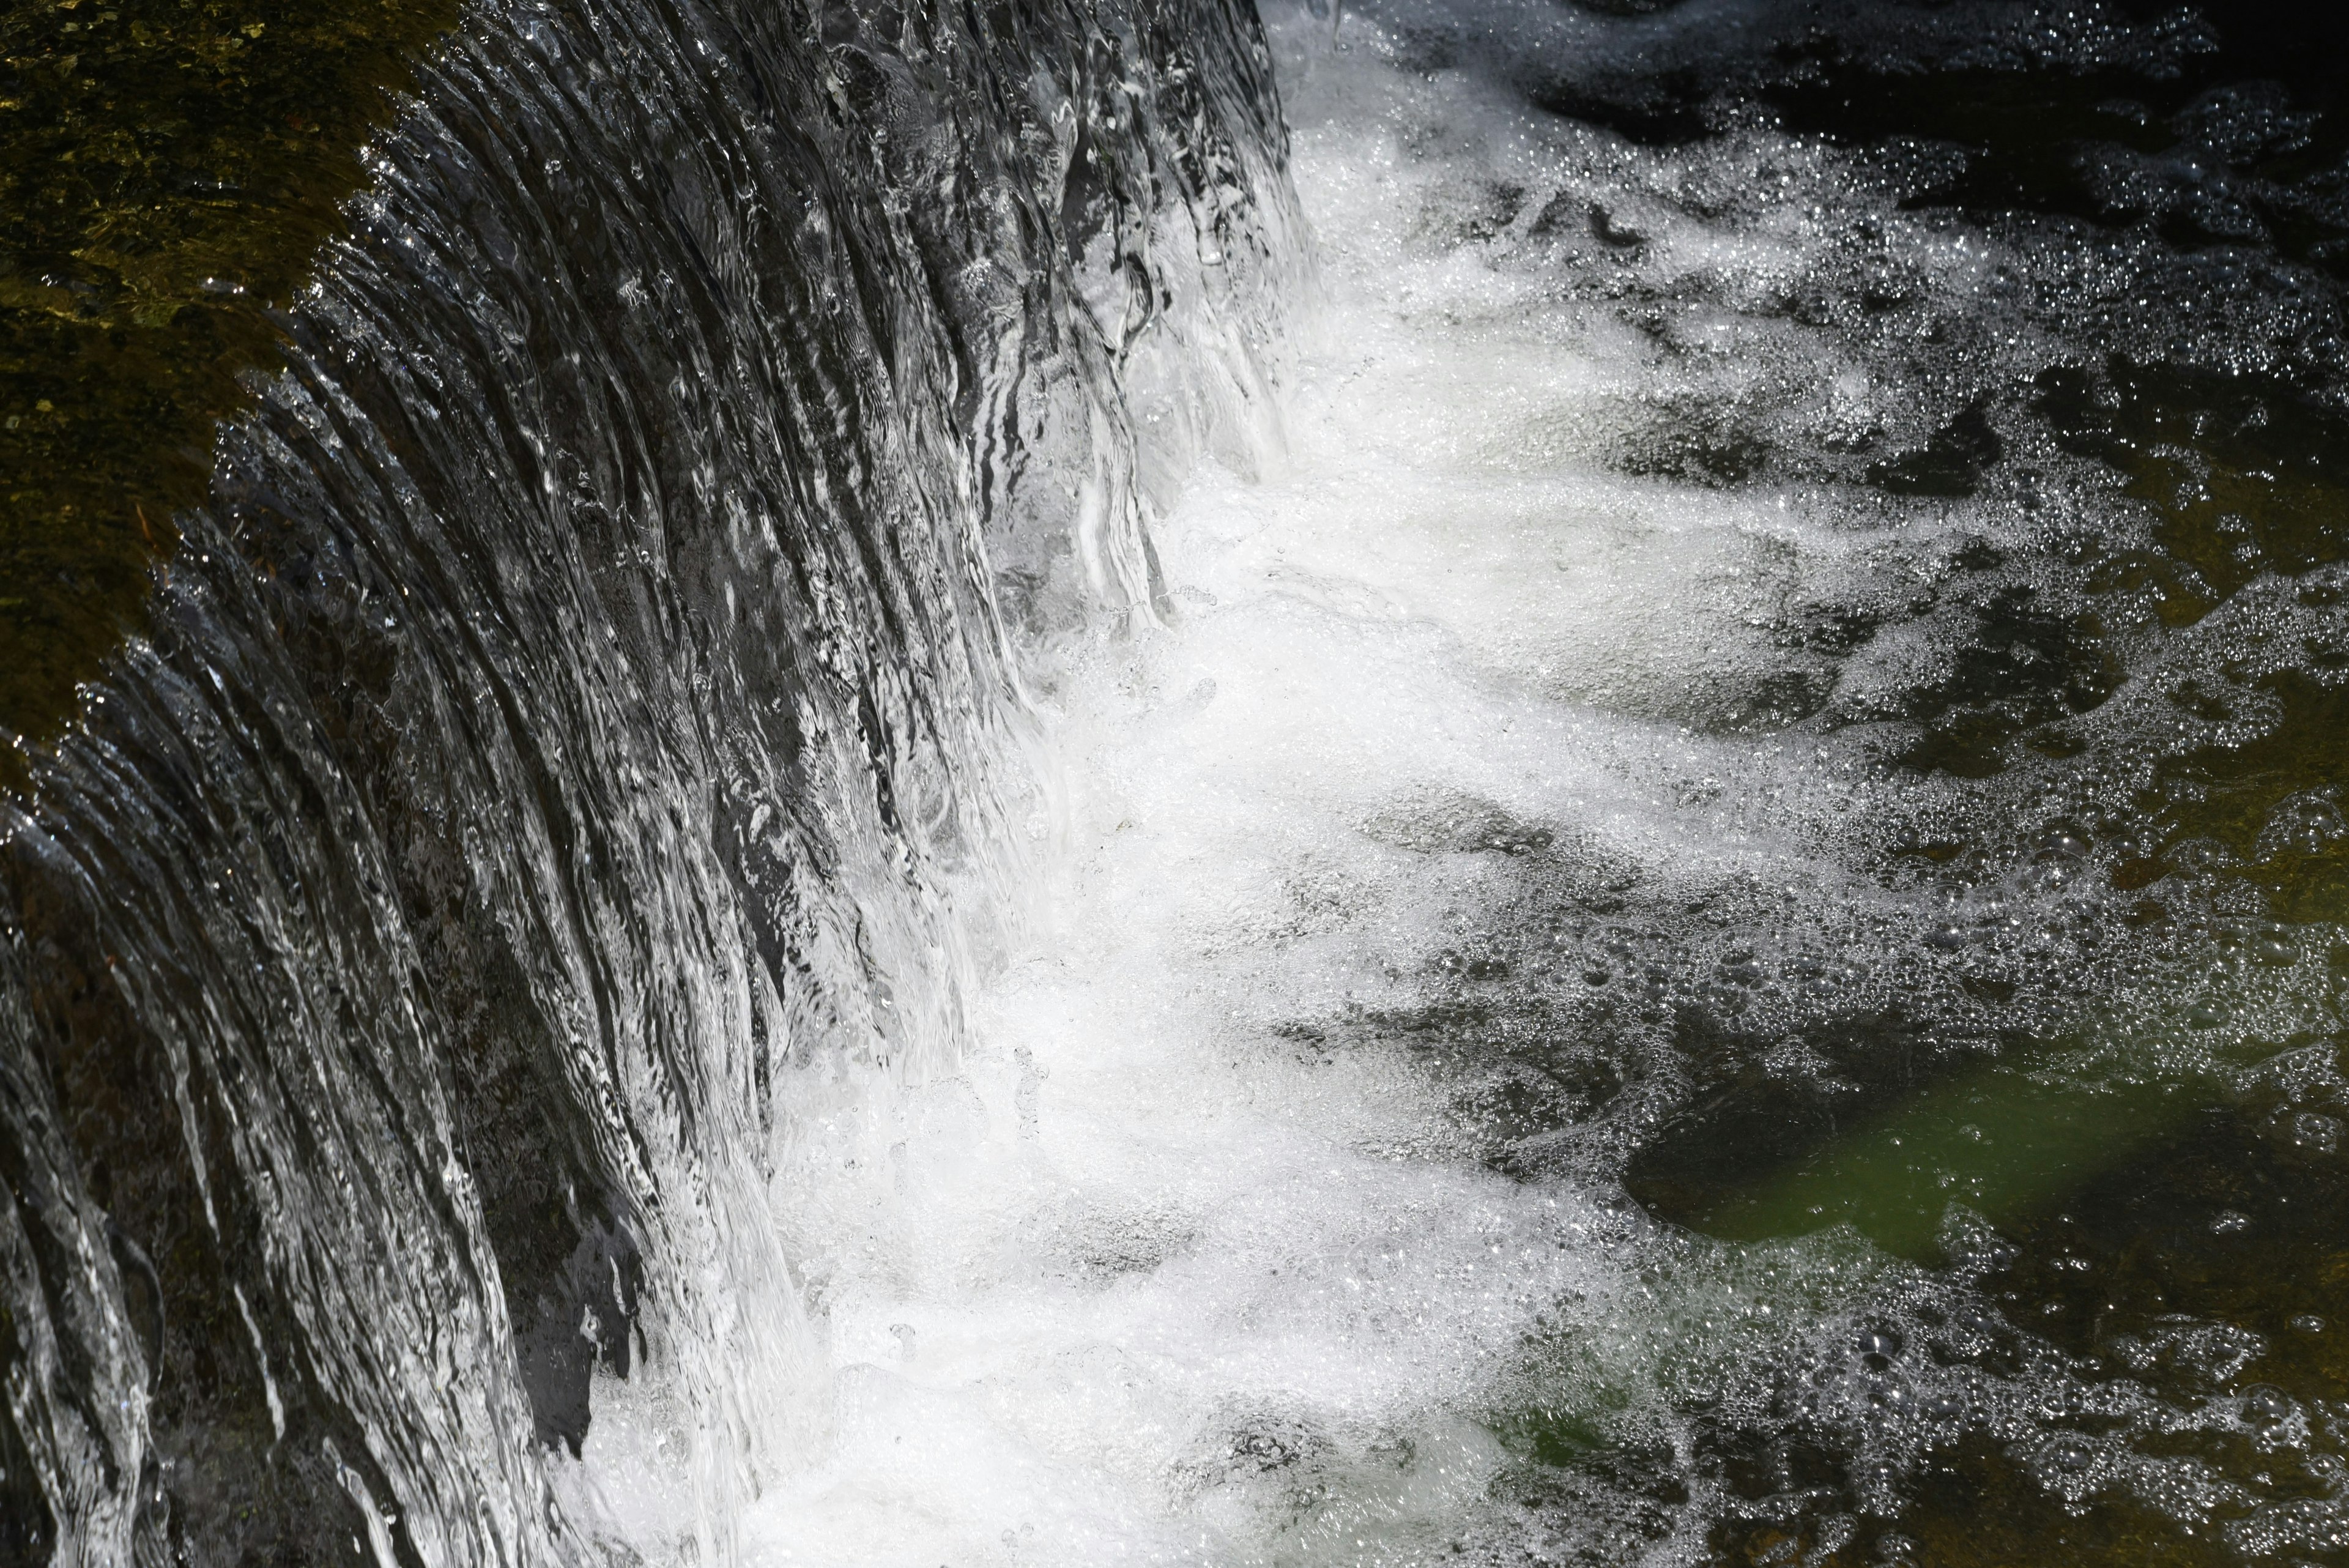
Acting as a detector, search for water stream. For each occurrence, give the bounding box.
[9,2,2349,1566]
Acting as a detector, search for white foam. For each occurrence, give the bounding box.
[588,25,1795,1562]
[565,6,2325,1561]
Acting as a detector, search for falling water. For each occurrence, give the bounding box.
[13,1,2349,1566]
[0,2,1291,1562]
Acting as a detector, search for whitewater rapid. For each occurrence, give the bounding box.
[13,0,2347,1559]
[554,4,2349,1564]
[565,11,1924,1563]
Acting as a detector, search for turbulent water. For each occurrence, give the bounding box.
[12,1,2349,1565]
[0,2,1290,1562]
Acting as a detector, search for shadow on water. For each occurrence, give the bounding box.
[1617,1039,2349,1565]
[0,0,460,764]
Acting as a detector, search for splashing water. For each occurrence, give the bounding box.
[15,1,2349,1564]
[655,5,2349,1564]
[0,1,1291,1562]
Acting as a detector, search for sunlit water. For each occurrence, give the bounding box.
[563,6,2349,1563]
[14,1,2349,1564]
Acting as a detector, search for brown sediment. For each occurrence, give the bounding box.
[0,0,460,768]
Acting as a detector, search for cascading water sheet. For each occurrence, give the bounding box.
[12,0,2349,1564]
[0,1,1293,1562]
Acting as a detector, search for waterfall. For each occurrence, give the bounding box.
[0,3,1296,1562]
[15,0,2349,1562]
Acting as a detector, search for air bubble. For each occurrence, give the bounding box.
[2047,1437,2096,1473]
[2290,1112,2340,1153]
[2241,1385,2293,1427]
